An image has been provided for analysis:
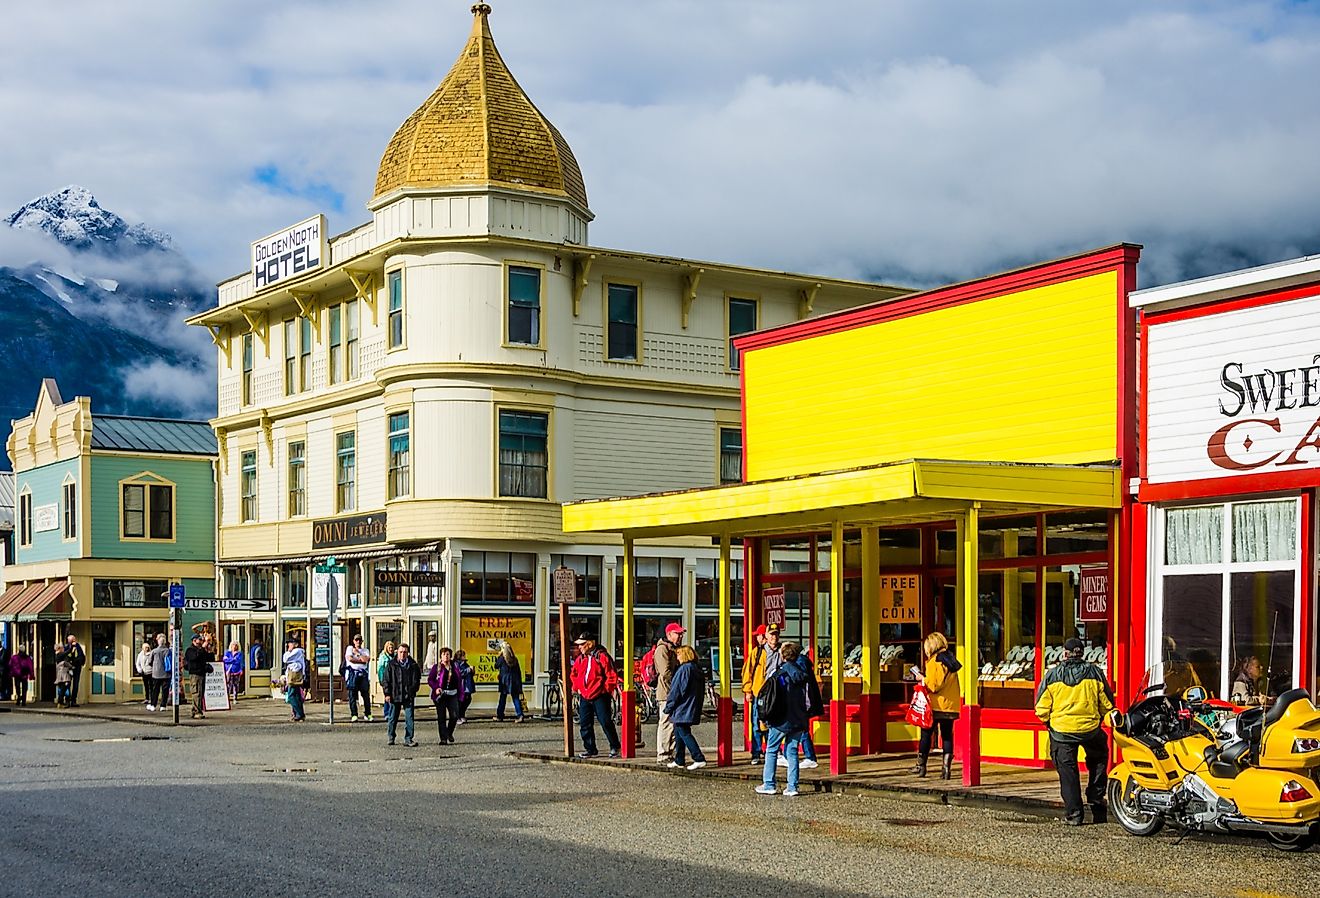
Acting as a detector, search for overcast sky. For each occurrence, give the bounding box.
[5,0,1320,291]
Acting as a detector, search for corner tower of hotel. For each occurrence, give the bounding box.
[566,245,1144,781]
[189,5,908,706]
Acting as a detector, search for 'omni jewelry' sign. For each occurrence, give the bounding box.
[312,512,387,549]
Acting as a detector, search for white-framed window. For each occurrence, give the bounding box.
[727,296,758,370]
[387,269,404,350]
[283,319,297,395]
[1152,497,1301,701]
[241,333,254,405]
[336,431,356,512]
[388,412,410,500]
[299,317,312,389]
[240,451,258,523]
[287,441,306,517]
[346,298,360,379]
[328,304,343,384]
[606,283,639,361]
[18,487,32,548]
[62,477,77,540]
[121,476,174,541]
[507,264,541,345]
[498,410,548,499]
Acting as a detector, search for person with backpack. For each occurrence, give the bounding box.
[755,640,811,797]
[344,634,372,721]
[427,646,465,745]
[650,622,684,766]
[777,645,822,771]
[741,625,768,763]
[454,649,476,724]
[663,644,707,769]
[569,633,621,758]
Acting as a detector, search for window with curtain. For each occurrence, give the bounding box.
[1231,500,1297,562]
[299,316,312,390]
[1165,505,1223,565]
[346,299,359,379]
[283,319,297,395]
[507,265,541,345]
[498,410,548,498]
[719,428,742,484]
[388,412,410,499]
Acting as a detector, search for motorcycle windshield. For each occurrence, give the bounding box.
[1134,661,1204,705]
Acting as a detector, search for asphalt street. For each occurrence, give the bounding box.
[0,709,1314,898]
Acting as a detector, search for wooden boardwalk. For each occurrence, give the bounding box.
[515,746,1065,813]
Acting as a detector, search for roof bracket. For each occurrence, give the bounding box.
[215,428,228,473]
[572,253,596,317]
[206,324,231,365]
[346,269,378,325]
[681,268,705,329]
[239,309,269,353]
[259,411,274,455]
[798,283,821,319]
[291,291,321,339]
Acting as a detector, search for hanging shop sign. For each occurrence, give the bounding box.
[1078,565,1110,622]
[250,214,326,291]
[459,615,532,685]
[311,512,387,549]
[878,574,921,623]
[763,586,786,628]
[34,503,59,532]
[374,569,445,589]
[1147,295,1320,483]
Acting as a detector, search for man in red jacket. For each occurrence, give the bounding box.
[570,633,622,758]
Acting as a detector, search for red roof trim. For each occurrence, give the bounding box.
[734,243,1142,354]
[1142,279,1320,326]
[1138,472,1315,503]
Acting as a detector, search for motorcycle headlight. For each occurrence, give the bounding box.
[1293,738,1320,753]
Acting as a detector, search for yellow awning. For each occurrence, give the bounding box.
[562,459,1121,538]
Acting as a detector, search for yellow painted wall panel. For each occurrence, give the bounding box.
[980,727,1035,760]
[743,272,1120,481]
[887,721,920,742]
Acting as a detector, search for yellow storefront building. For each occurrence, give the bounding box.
[564,245,1142,785]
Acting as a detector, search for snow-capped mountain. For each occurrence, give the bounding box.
[6,185,174,256]
[0,187,215,459]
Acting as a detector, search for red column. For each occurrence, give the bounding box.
[830,699,848,775]
[958,703,982,786]
[717,695,733,766]
[620,690,637,757]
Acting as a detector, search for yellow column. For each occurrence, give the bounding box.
[620,536,636,756]
[717,532,733,765]
[956,504,982,786]
[830,520,847,774]
[861,525,880,754]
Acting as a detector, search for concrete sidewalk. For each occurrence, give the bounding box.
[0,695,478,728]
[513,748,1067,818]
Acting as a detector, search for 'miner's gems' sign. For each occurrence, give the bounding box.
[251,215,326,290]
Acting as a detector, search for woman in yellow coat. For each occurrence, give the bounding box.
[912,631,962,780]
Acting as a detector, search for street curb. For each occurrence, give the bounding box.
[510,750,1064,819]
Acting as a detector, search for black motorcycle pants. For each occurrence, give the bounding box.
[1049,728,1108,821]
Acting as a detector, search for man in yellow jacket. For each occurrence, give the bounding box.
[1035,637,1115,826]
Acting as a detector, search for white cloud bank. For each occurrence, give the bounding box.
[3,1,1319,290]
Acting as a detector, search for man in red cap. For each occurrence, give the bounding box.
[654,621,685,766]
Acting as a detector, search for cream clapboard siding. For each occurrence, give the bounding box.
[307,418,334,518]
[417,395,497,499]
[1147,294,1320,484]
[357,406,386,512]
[572,404,717,500]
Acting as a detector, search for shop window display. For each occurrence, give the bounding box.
[618,556,681,607]
[549,554,602,605]
[1158,498,1299,700]
[694,557,744,607]
[461,551,536,604]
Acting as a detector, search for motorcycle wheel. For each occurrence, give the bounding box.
[1265,829,1316,852]
[1107,776,1164,836]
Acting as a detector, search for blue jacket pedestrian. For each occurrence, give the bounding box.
[663,658,705,725]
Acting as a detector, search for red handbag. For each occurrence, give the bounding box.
[906,684,933,729]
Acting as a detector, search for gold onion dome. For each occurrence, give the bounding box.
[372,4,588,210]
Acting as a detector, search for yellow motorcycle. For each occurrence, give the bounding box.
[1108,664,1320,851]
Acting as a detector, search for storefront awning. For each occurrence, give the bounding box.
[0,582,42,621]
[563,459,1121,538]
[215,541,443,568]
[16,580,72,621]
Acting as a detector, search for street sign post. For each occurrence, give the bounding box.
[313,557,348,726]
[168,584,184,725]
[185,598,275,612]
